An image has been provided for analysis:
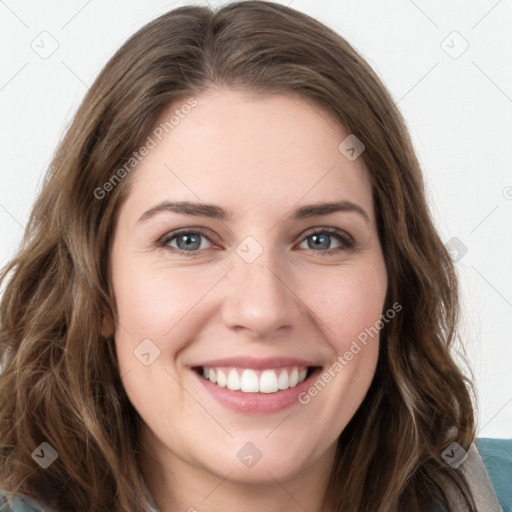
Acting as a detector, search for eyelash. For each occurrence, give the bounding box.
[156,227,355,257]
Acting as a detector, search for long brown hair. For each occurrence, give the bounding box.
[0,2,477,510]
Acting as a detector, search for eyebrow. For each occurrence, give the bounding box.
[137,200,371,225]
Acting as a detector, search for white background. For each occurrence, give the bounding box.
[1,0,511,438]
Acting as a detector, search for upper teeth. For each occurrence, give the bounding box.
[201,367,308,393]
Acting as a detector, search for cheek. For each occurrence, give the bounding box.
[299,263,387,353]
[111,258,222,359]
[294,266,386,429]
[114,273,178,336]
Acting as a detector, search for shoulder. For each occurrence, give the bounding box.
[0,490,56,512]
[476,437,512,511]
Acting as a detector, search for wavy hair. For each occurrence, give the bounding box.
[0,2,476,511]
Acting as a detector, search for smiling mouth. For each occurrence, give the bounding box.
[193,365,320,394]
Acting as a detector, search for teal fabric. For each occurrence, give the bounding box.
[0,438,511,511]
[475,437,512,511]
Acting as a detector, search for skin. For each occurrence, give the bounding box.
[105,88,388,512]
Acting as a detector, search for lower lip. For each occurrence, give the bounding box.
[193,368,322,414]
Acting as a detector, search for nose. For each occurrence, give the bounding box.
[221,245,305,339]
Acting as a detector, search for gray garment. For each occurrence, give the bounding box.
[444,443,503,512]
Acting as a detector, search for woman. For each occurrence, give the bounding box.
[0,2,510,511]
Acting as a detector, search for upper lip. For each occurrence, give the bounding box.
[192,356,321,370]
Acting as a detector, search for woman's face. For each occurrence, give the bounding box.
[108,88,387,487]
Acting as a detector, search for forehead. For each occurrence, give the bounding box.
[122,88,373,222]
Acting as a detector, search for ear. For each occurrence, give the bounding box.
[101,314,115,338]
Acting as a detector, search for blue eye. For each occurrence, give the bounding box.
[157,227,354,256]
[159,229,213,254]
[299,229,354,253]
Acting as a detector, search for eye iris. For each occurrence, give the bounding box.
[308,233,331,250]
[176,233,201,251]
